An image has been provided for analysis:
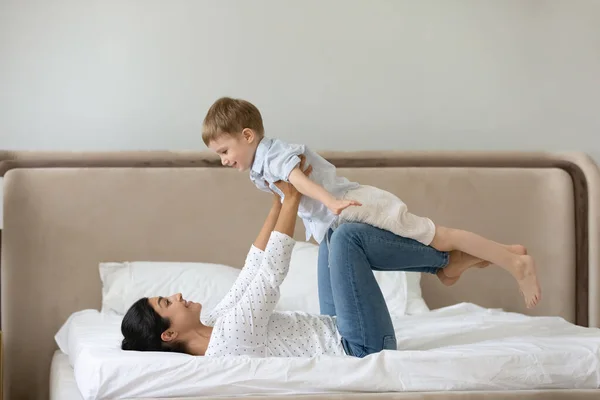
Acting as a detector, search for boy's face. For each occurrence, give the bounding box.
[208,130,257,171]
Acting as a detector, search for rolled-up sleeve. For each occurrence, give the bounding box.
[204,245,264,326]
[211,231,295,356]
[263,141,305,182]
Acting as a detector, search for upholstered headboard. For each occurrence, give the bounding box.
[1,150,599,399]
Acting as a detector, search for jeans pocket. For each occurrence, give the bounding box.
[382,335,397,351]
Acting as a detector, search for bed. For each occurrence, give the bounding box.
[1,150,599,400]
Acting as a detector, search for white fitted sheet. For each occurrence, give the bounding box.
[61,303,600,400]
[50,351,83,400]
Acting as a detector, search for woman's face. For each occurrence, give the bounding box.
[149,293,202,341]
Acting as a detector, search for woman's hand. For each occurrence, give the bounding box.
[273,155,312,200]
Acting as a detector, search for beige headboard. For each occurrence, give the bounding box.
[1,150,599,400]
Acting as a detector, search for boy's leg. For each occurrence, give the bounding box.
[429,225,541,308]
[339,186,529,281]
[338,186,437,246]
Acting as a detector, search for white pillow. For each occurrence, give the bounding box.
[278,242,321,314]
[54,309,123,365]
[280,241,430,317]
[405,272,430,315]
[99,261,242,321]
[99,241,429,321]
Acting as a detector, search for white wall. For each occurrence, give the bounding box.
[1,0,599,226]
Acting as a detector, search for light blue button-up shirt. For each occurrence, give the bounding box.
[250,137,359,243]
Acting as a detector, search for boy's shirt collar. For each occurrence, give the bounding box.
[250,137,273,175]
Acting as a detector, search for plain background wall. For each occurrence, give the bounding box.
[1,0,599,227]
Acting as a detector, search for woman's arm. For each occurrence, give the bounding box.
[253,195,282,251]
[204,193,284,325]
[273,178,302,236]
[216,179,304,355]
[204,158,311,325]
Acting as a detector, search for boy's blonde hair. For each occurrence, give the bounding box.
[202,97,264,145]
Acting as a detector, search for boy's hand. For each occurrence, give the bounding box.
[327,199,362,215]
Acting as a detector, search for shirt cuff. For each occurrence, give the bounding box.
[249,244,265,255]
[266,231,296,250]
[281,155,301,182]
[244,244,265,264]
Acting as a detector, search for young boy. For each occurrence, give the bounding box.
[202,97,541,308]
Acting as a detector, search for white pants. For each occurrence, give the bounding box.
[337,185,437,246]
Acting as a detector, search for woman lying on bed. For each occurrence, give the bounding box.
[121,159,518,358]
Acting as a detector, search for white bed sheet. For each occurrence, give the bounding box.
[50,351,84,400]
[61,303,600,400]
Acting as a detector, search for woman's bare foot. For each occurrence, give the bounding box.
[437,251,485,286]
[444,251,481,277]
[436,269,458,286]
[437,260,489,286]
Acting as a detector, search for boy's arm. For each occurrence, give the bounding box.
[288,167,361,215]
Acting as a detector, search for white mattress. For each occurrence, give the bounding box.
[49,351,245,400]
[50,351,83,400]
[58,303,600,400]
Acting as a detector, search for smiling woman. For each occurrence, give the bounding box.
[121,293,208,354]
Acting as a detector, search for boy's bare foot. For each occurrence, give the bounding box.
[437,260,489,286]
[503,244,527,256]
[509,255,541,308]
[488,244,539,308]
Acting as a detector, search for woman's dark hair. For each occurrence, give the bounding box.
[121,297,188,354]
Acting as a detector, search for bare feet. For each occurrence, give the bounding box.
[436,244,527,287]
[442,251,482,277]
[509,255,541,308]
[503,244,527,256]
[436,269,458,286]
[436,251,485,286]
[485,244,541,308]
[437,260,489,286]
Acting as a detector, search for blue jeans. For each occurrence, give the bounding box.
[318,223,449,358]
